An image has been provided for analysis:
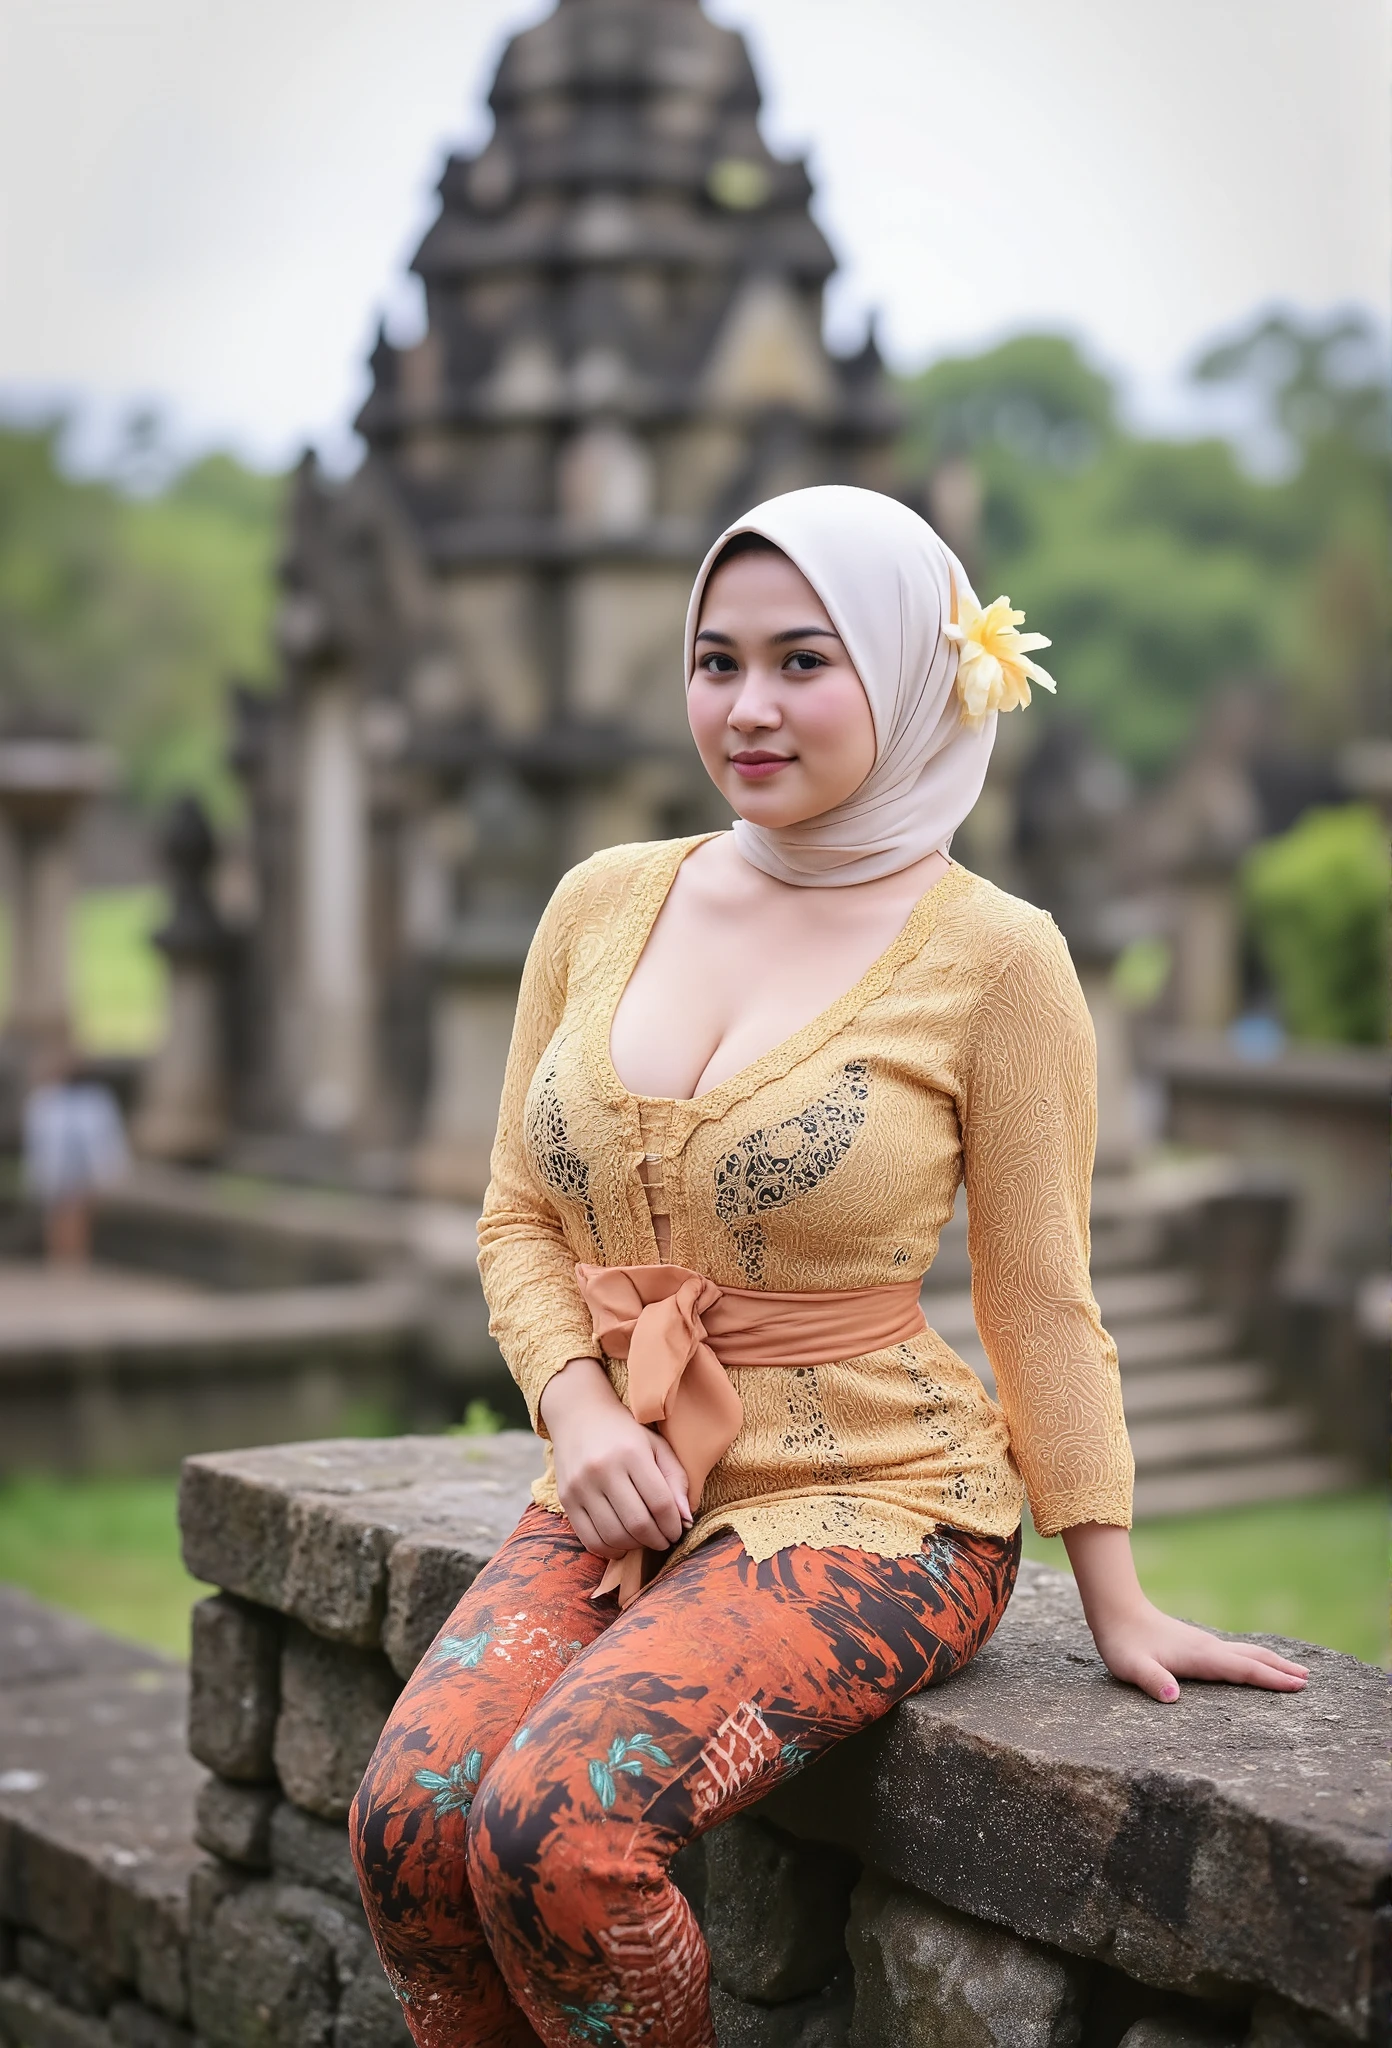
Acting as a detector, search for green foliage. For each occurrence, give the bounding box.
[0,422,283,819]
[897,311,1390,775]
[1241,804,1389,1044]
[447,1399,507,1436]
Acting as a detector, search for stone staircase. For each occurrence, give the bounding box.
[923,1164,1357,1521]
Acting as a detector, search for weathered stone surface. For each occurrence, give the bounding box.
[1116,2021,1244,2047]
[179,1435,543,1651]
[272,1626,401,1822]
[332,1971,412,2048]
[1245,1996,1356,2048]
[187,1595,280,1783]
[0,1976,113,2048]
[187,1884,337,2048]
[106,2002,193,2048]
[0,1586,164,1693]
[13,1933,118,2016]
[0,1661,202,2017]
[763,1562,1390,2039]
[847,1870,1087,2047]
[701,1814,858,2002]
[193,1780,277,1869]
[709,1972,853,2048]
[269,1802,362,1904]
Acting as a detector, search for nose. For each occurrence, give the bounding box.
[726,664,784,735]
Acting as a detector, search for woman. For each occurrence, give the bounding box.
[352,486,1306,2048]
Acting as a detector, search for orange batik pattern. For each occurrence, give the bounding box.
[351,1505,1018,2048]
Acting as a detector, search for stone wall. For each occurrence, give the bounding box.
[2,1435,1387,2048]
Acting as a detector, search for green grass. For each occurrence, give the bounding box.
[0,1474,207,1657]
[0,1472,1385,1667]
[1023,1490,1390,1666]
[72,887,168,1052]
[0,886,168,1055]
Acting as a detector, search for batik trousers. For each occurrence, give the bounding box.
[350,1503,1020,2048]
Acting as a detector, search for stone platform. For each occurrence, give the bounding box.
[176,1434,1389,2048]
[0,1261,425,1476]
[1,1437,1387,2048]
[0,1585,205,2046]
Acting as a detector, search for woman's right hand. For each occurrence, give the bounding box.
[538,1357,694,1561]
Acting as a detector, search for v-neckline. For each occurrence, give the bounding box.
[597,835,971,1118]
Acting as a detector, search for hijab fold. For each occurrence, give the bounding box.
[683,485,996,887]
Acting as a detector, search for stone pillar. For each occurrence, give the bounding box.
[413,769,552,1201]
[133,797,232,1161]
[1170,867,1243,1033]
[295,679,371,1136]
[0,733,113,1060]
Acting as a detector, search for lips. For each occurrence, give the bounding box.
[730,751,794,780]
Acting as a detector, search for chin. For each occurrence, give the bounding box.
[728,790,827,830]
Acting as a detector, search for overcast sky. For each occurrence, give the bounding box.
[1,0,1386,472]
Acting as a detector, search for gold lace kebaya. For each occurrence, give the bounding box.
[476,836,1134,1568]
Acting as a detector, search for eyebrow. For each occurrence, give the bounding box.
[694,626,842,645]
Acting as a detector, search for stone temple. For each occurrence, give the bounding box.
[228,0,900,1198]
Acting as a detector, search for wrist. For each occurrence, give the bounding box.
[1060,1522,1150,1633]
[538,1355,611,1434]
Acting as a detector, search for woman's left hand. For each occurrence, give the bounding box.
[1087,1596,1308,1703]
[1061,1521,1309,1704]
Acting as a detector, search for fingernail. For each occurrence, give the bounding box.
[1162,1685,1179,1702]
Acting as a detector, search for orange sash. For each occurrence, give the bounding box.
[573,1262,926,1608]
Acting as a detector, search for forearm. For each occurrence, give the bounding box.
[1060,1521,1148,1630]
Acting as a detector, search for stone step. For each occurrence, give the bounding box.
[1093,1267,1203,1322]
[1087,1217,1169,1273]
[1116,1312,1237,1369]
[1132,1452,1361,1520]
[1128,1406,1314,1472]
[1121,1360,1275,1419]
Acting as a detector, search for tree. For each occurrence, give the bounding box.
[896,310,1390,776]
[0,421,282,819]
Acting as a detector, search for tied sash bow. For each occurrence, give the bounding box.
[572,1261,926,1609]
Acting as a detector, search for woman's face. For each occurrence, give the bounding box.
[688,548,876,827]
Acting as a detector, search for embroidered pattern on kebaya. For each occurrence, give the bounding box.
[713,1060,870,1281]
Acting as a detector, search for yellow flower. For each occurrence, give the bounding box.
[944,592,1057,728]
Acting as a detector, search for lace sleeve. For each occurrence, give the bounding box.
[960,915,1134,1536]
[476,874,600,1432]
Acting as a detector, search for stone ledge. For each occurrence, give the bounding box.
[178,1434,546,1659]
[762,1567,1388,2039]
[0,1602,205,2021]
[175,1434,1390,2040]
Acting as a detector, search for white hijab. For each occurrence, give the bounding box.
[683,485,996,887]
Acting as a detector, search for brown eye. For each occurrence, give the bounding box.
[786,651,826,672]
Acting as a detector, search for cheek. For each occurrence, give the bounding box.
[686,678,726,756]
[794,673,877,776]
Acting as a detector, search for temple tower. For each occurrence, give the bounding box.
[232,0,900,1193]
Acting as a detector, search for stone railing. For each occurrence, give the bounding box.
[1,1434,1386,2048]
